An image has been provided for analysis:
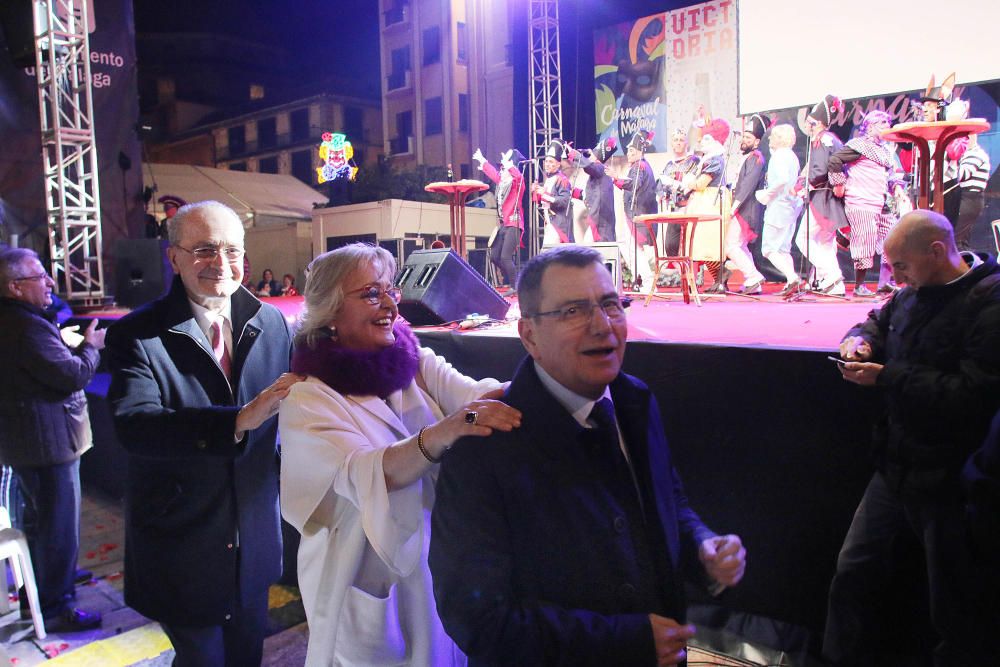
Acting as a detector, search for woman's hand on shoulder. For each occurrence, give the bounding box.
[423,387,521,458]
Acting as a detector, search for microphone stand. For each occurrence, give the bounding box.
[787,132,848,302]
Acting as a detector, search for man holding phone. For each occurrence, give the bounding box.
[824,210,1000,665]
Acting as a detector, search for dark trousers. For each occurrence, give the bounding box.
[954,190,984,251]
[823,472,990,666]
[162,582,269,667]
[13,459,81,618]
[489,225,520,286]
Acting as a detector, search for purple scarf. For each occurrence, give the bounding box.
[291,322,420,399]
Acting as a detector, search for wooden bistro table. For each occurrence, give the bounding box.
[633,212,721,307]
[881,119,990,213]
[424,180,489,261]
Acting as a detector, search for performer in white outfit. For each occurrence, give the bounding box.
[758,124,803,295]
[279,244,520,666]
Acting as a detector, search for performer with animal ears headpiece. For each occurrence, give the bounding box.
[794,94,849,296]
[474,146,527,290]
[567,137,617,242]
[686,118,734,293]
[713,114,767,294]
[918,72,956,122]
[531,140,575,244]
[828,110,907,297]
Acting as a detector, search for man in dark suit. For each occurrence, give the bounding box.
[429,245,746,666]
[107,201,301,666]
[0,247,104,631]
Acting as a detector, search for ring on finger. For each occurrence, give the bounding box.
[464,410,478,425]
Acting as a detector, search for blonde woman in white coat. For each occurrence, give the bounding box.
[279,244,521,667]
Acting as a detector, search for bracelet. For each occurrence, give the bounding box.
[417,426,442,464]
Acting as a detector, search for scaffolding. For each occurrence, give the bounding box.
[33,0,104,303]
[527,0,562,257]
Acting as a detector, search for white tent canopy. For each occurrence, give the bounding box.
[142,163,327,223]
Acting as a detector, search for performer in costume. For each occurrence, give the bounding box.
[686,118,734,292]
[712,114,767,294]
[531,140,574,244]
[615,132,657,288]
[657,129,700,256]
[567,137,617,242]
[794,94,849,296]
[475,146,526,290]
[954,133,990,250]
[828,110,906,298]
[758,124,803,295]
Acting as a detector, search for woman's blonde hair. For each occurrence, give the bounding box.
[769,123,796,149]
[295,243,396,348]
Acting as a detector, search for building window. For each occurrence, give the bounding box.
[258,156,278,174]
[228,126,246,156]
[290,109,310,142]
[229,162,247,172]
[424,97,442,136]
[291,150,313,184]
[249,84,265,100]
[388,47,411,90]
[422,26,440,66]
[344,106,364,141]
[258,117,277,150]
[459,94,469,133]
[390,110,413,154]
[457,22,467,63]
[384,0,407,27]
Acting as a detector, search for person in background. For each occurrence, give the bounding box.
[532,140,574,245]
[0,247,105,631]
[568,137,617,243]
[256,268,279,298]
[615,132,658,289]
[718,114,768,295]
[474,146,526,293]
[954,133,991,250]
[825,210,1000,665]
[279,244,519,665]
[156,194,187,240]
[280,273,299,297]
[758,123,803,295]
[107,201,300,666]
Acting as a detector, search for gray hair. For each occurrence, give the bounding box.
[0,247,40,295]
[167,200,244,245]
[295,243,397,347]
[517,245,604,317]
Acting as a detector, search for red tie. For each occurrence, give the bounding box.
[210,320,232,380]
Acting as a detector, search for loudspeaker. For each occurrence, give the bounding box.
[396,249,509,325]
[114,239,172,309]
[541,242,622,293]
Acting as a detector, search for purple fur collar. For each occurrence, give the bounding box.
[291,321,420,398]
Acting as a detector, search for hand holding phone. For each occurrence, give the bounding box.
[827,355,847,368]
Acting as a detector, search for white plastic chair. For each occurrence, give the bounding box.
[0,507,45,639]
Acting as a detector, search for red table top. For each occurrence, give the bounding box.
[425,180,489,196]
[634,212,721,224]
[882,119,990,144]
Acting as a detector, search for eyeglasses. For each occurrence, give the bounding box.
[346,284,402,305]
[173,244,245,261]
[13,273,50,282]
[528,298,626,326]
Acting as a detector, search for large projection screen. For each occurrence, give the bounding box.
[737,0,1000,115]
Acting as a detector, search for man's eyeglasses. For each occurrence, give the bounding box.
[527,298,626,326]
[13,273,50,282]
[347,284,402,305]
[174,244,245,261]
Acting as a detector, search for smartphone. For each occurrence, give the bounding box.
[827,355,847,367]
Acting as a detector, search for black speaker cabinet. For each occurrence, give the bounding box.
[114,239,172,309]
[396,249,509,325]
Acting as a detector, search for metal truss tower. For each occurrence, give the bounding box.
[33,0,104,302]
[527,0,563,256]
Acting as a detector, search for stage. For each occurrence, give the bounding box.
[79,287,888,657]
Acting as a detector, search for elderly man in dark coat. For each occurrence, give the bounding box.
[0,247,105,631]
[107,201,301,666]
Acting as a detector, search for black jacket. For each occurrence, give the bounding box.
[846,254,1000,489]
[0,298,100,467]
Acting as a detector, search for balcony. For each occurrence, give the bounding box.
[389,136,414,156]
[386,70,412,92]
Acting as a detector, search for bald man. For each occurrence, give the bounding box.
[824,210,1000,666]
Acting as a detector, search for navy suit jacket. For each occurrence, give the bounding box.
[430,357,715,666]
[107,277,292,626]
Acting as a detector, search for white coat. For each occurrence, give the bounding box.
[279,347,501,667]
